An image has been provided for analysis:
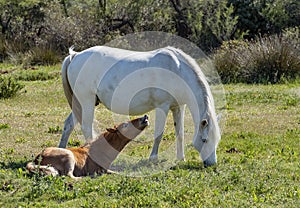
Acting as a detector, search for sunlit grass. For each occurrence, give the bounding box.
[0,65,299,207]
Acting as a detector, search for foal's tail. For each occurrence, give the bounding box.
[26,162,59,177]
[61,47,77,109]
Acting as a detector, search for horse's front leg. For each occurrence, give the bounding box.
[172,105,186,161]
[59,112,78,148]
[80,99,96,144]
[149,106,169,161]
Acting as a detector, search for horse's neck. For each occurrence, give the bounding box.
[175,49,213,125]
[188,86,212,126]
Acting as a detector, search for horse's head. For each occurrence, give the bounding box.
[107,115,149,140]
[194,113,221,167]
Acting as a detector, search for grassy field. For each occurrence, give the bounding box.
[0,65,299,207]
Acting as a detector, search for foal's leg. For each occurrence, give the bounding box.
[149,106,169,161]
[64,152,82,180]
[59,112,78,148]
[172,105,186,161]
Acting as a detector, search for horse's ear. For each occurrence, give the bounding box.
[106,128,117,133]
[217,113,222,123]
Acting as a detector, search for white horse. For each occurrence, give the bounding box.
[59,46,221,166]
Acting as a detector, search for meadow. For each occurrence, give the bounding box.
[0,65,299,207]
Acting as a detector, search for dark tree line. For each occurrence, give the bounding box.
[0,0,299,62]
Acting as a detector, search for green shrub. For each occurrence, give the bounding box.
[13,70,58,81]
[0,123,10,130]
[0,76,24,99]
[0,36,7,62]
[228,0,300,39]
[47,125,62,134]
[242,35,300,83]
[23,47,61,66]
[213,40,248,83]
[214,34,300,84]
[283,26,300,50]
[7,46,60,66]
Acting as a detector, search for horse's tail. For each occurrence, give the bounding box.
[61,46,77,109]
[26,162,59,176]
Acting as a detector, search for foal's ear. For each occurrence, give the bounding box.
[106,128,117,133]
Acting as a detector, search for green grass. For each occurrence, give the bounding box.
[0,65,299,207]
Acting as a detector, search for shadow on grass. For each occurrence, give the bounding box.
[171,160,205,171]
[0,160,27,170]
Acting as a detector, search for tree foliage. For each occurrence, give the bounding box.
[228,0,300,38]
[0,0,298,63]
[214,33,300,84]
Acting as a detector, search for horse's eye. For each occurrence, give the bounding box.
[201,119,208,128]
[123,123,129,128]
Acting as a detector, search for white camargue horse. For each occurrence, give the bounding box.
[59,46,221,167]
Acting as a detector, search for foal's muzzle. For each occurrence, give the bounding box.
[141,115,149,126]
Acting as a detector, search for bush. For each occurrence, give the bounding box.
[23,47,61,66]
[13,70,58,81]
[242,35,300,83]
[8,46,61,66]
[283,26,300,50]
[0,36,7,62]
[213,40,248,83]
[0,76,24,99]
[214,34,300,84]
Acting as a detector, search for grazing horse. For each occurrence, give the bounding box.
[27,115,149,179]
[59,46,221,167]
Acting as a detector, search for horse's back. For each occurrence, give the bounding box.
[66,46,151,88]
[65,46,201,114]
[69,46,181,70]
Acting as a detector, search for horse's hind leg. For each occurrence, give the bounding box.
[59,112,78,148]
[149,106,169,161]
[172,105,186,161]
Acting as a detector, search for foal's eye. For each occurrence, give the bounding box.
[123,123,129,128]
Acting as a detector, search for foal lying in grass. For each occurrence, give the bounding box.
[27,115,149,179]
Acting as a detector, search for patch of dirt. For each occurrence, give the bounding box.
[0,68,17,74]
[289,87,300,98]
[0,70,8,74]
[226,147,242,154]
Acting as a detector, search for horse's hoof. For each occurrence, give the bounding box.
[176,157,185,162]
[149,155,158,163]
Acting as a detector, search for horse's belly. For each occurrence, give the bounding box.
[98,87,175,115]
[106,102,155,115]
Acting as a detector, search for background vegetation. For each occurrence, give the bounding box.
[0,0,299,83]
[0,1,299,207]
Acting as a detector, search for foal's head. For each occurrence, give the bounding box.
[106,115,149,140]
